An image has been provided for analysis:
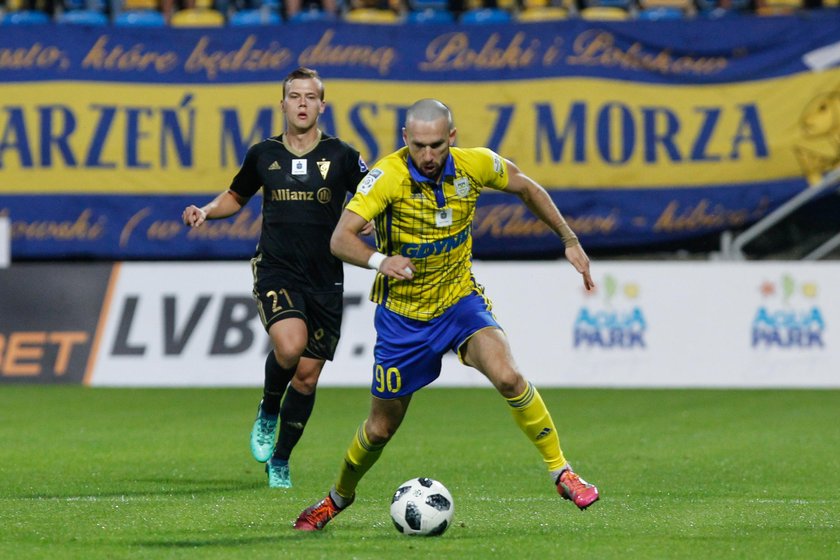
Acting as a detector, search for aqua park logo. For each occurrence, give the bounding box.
[751,274,824,349]
[573,274,646,349]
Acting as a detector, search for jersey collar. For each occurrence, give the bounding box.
[280,129,323,157]
[406,152,456,187]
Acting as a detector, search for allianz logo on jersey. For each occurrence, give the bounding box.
[751,274,824,349]
[270,187,332,204]
[573,274,646,349]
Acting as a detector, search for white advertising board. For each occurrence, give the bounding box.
[91,262,380,387]
[475,261,838,388]
[0,215,9,268]
[90,261,840,388]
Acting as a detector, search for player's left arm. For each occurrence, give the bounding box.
[503,157,595,291]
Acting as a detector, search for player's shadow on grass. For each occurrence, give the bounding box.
[135,532,333,549]
[22,478,263,500]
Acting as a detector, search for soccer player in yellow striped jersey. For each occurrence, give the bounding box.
[350,144,504,321]
[293,99,600,532]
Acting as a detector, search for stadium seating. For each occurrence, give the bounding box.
[636,6,685,18]
[515,6,569,21]
[247,0,282,12]
[578,0,632,19]
[56,10,110,24]
[0,9,51,24]
[754,0,802,15]
[113,0,167,26]
[114,10,167,25]
[459,7,513,24]
[405,7,455,22]
[636,0,693,18]
[526,0,576,7]
[122,0,158,8]
[462,0,517,10]
[408,0,448,9]
[288,7,339,22]
[170,0,226,26]
[581,0,632,7]
[578,5,631,19]
[228,7,282,24]
[3,0,825,28]
[343,7,401,22]
[695,0,752,17]
[54,0,110,25]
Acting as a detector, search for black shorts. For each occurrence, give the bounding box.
[252,274,343,361]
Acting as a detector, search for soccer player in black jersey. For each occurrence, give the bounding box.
[182,67,369,489]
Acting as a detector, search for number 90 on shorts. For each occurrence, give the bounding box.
[373,364,402,395]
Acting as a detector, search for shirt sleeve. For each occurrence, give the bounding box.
[346,148,369,195]
[228,145,262,198]
[472,147,509,191]
[344,167,391,222]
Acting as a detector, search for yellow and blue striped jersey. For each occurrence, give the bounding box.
[346,146,509,321]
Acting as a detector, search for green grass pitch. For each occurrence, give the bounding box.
[1,386,838,559]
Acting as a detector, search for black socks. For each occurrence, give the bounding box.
[273,385,316,461]
[261,351,295,416]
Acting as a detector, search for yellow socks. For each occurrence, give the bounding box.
[507,382,567,472]
[333,382,565,504]
[335,423,385,502]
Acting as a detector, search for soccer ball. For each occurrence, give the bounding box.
[390,477,454,536]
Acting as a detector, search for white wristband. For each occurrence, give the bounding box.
[367,252,387,271]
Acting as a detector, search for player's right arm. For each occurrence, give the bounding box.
[182,189,248,228]
[184,143,260,227]
[330,209,415,281]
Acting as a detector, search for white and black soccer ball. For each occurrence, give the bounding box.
[390,477,454,536]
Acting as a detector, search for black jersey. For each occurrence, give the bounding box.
[230,132,368,292]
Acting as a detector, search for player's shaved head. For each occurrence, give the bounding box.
[402,99,456,181]
[406,99,454,129]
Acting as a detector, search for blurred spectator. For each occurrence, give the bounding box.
[160,0,222,22]
[450,0,518,14]
[122,0,162,10]
[115,0,167,25]
[285,0,338,19]
[3,0,59,15]
[169,0,225,25]
[347,0,406,15]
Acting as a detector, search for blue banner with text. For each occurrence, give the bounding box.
[2,15,840,260]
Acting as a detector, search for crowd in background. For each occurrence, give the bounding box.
[1,0,838,26]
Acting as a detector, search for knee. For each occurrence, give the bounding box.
[494,370,526,399]
[290,374,318,394]
[364,419,398,446]
[269,327,308,367]
[274,345,299,369]
[272,346,300,370]
[290,361,324,394]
